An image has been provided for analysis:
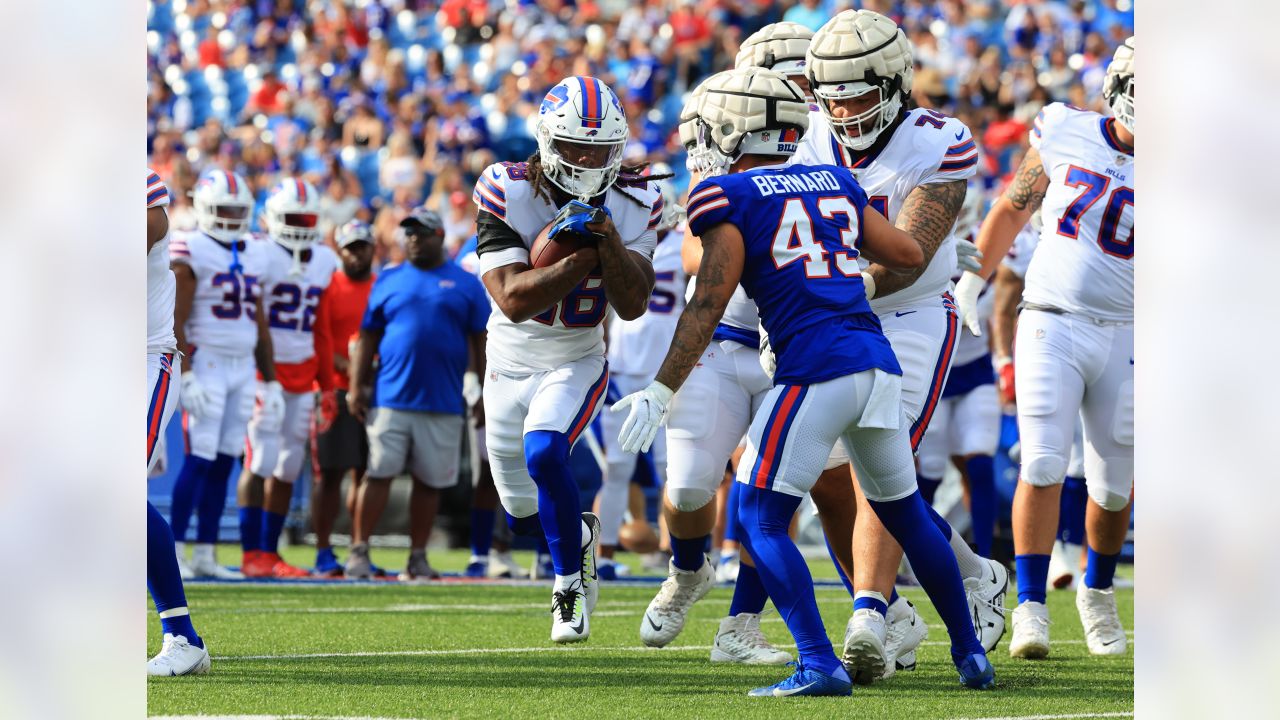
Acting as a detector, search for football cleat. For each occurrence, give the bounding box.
[344,543,373,580]
[313,547,344,578]
[955,651,996,690]
[147,634,211,677]
[464,559,489,578]
[580,512,601,614]
[1049,540,1079,590]
[711,612,792,665]
[841,608,887,685]
[1009,601,1051,659]
[639,556,715,647]
[596,557,630,581]
[488,550,522,579]
[240,550,275,579]
[190,545,244,579]
[747,662,852,697]
[964,558,1008,652]
[881,596,928,679]
[715,552,740,583]
[266,553,310,579]
[398,551,440,582]
[550,580,590,643]
[1076,585,1127,655]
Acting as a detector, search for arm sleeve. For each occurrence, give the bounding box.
[686,179,733,237]
[476,210,530,274]
[921,120,980,185]
[312,285,336,391]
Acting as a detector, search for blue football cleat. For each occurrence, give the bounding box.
[748,662,853,697]
[314,548,343,577]
[956,652,996,690]
[464,560,488,578]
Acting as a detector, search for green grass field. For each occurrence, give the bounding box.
[148,546,1133,720]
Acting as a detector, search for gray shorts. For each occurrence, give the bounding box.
[366,407,464,488]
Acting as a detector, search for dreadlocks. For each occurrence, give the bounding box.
[524,154,675,209]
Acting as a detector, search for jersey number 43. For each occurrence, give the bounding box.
[771,197,862,278]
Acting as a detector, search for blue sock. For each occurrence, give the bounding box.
[506,511,544,538]
[853,591,888,617]
[524,430,582,576]
[823,533,856,605]
[728,561,770,615]
[195,453,234,544]
[170,455,213,543]
[262,510,287,555]
[965,455,996,558]
[1016,553,1051,604]
[889,588,900,605]
[470,508,496,557]
[148,502,202,648]
[737,484,845,678]
[1083,547,1119,589]
[670,533,707,571]
[917,473,942,506]
[868,490,985,661]
[1058,476,1088,546]
[239,506,263,553]
[724,479,742,543]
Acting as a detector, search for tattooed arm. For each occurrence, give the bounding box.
[972,146,1049,280]
[589,214,656,321]
[863,179,967,298]
[653,222,744,392]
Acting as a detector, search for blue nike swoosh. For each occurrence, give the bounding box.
[896,311,917,317]
[955,131,965,141]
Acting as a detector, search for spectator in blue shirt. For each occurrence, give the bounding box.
[346,208,490,580]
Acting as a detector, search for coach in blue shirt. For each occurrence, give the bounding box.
[346,208,490,580]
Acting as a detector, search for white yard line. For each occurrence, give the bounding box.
[947,713,1133,720]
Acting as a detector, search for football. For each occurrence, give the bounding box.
[529,222,589,269]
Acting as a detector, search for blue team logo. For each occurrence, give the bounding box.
[541,85,570,114]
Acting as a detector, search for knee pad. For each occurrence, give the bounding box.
[1088,485,1130,513]
[1086,458,1133,512]
[501,495,539,520]
[667,486,716,513]
[523,430,570,479]
[1021,453,1068,488]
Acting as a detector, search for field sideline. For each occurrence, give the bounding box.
[148,547,1134,719]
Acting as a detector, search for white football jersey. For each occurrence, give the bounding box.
[791,107,979,313]
[260,241,339,364]
[148,169,178,354]
[1023,103,1134,321]
[608,229,687,377]
[473,161,660,374]
[170,231,274,357]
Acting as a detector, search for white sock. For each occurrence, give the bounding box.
[469,554,486,564]
[553,574,582,592]
[946,525,986,579]
[193,543,215,563]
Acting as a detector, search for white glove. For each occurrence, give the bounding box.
[257,380,286,433]
[181,371,209,419]
[758,324,776,379]
[955,238,985,274]
[953,271,985,336]
[462,371,483,408]
[611,381,675,454]
[861,271,876,300]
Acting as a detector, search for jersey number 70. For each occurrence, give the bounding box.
[1057,165,1134,259]
[771,197,862,278]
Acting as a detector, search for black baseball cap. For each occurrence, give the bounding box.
[400,207,444,235]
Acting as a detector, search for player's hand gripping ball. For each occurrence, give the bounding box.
[530,200,612,269]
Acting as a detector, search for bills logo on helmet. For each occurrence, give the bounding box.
[777,127,800,153]
[542,86,570,113]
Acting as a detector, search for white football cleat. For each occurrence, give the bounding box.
[639,556,715,647]
[881,596,928,679]
[964,558,1008,651]
[1076,584,1127,655]
[580,512,601,614]
[488,550,523,579]
[147,634,211,676]
[715,552,740,583]
[190,544,244,580]
[1009,601,1051,659]
[711,612,791,665]
[550,580,590,644]
[174,543,194,581]
[1049,540,1078,590]
[841,609,887,685]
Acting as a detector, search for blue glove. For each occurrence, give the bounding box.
[549,200,611,242]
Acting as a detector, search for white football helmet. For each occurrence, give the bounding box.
[735,22,814,91]
[647,162,684,230]
[536,76,629,199]
[193,169,253,242]
[680,67,810,178]
[265,177,321,250]
[807,10,914,151]
[1104,36,1134,133]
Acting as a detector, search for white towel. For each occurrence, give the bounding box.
[857,369,902,430]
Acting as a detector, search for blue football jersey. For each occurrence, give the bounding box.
[686,163,900,384]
